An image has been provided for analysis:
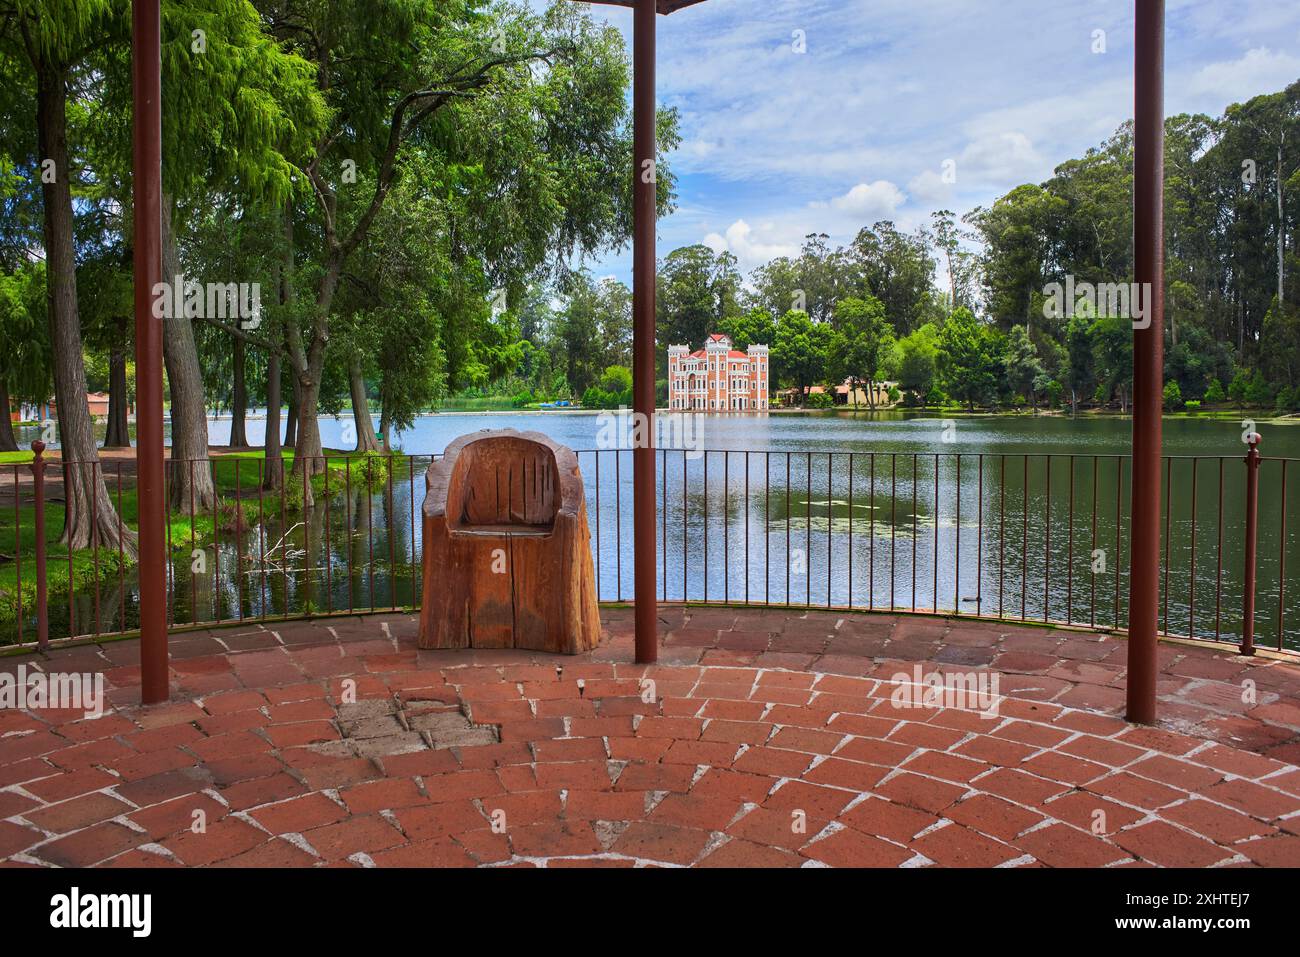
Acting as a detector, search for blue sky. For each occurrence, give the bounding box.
[544,0,1300,284]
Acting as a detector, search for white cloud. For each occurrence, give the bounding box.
[704,219,803,271]
[907,169,953,205]
[1187,47,1300,102]
[815,180,908,219]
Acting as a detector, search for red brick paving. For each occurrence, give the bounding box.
[1,607,1298,867]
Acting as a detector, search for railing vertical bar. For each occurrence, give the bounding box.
[213,459,222,624]
[765,451,770,605]
[1277,459,1288,651]
[235,459,244,621]
[1067,455,1075,625]
[806,452,812,608]
[1044,456,1051,624]
[826,452,832,608]
[65,461,74,636]
[188,459,196,626]
[955,455,961,616]
[1163,456,1172,634]
[744,451,750,605]
[661,448,667,602]
[90,463,101,636]
[12,466,20,644]
[388,455,397,611]
[405,457,410,608]
[257,460,266,618]
[977,454,983,617]
[366,458,375,612]
[593,452,601,600]
[723,450,729,602]
[344,458,353,615]
[164,458,173,627]
[999,455,1006,619]
[1188,458,1198,639]
[616,451,622,601]
[869,452,876,610]
[1215,456,1224,641]
[890,454,897,612]
[1021,455,1028,621]
[117,463,125,634]
[932,453,938,613]
[324,459,332,613]
[281,463,289,618]
[703,450,709,602]
[785,452,791,606]
[1090,456,1098,628]
[847,452,854,609]
[1115,457,1123,629]
[911,453,917,613]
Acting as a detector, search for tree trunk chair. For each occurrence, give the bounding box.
[419,429,601,653]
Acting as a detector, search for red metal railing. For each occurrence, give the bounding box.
[1,443,1295,656]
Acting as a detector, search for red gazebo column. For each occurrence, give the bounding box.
[1126,0,1165,725]
[133,0,168,704]
[631,0,658,664]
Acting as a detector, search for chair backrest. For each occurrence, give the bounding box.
[446,434,560,531]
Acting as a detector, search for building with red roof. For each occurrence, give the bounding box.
[667,333,769,411]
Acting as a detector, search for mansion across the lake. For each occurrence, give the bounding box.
[667,333,770,411]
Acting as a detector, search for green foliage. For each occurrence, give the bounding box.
[897,323,939,403]
[1163,380,1183,410]
[829,295,894,407]
[657,244,742,360]
[599,365,633,394]
[1245,371,1275,407]
[937,308,1002,411]
[771,310,832,403]
[1204,379,1227,403]
[346,451,391,491]
[1002,325,1047,407]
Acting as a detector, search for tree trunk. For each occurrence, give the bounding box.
[103,344,130,448]
[35,61,136,557]
[0,378,17,452]
[379,401,391,452]
[289,260,342,483]
[160,197,217,513]
[1278,141,1286,308]
[349,357,379,453]
[263,349,284,491]
[229,335,249,448]
[283,372,299,449]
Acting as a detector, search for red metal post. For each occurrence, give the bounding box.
[31,441,49,649]
[133,0,168,704]
[1126,0,1165,725]
[1241,434,1261,656]
[632,0,658,664]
